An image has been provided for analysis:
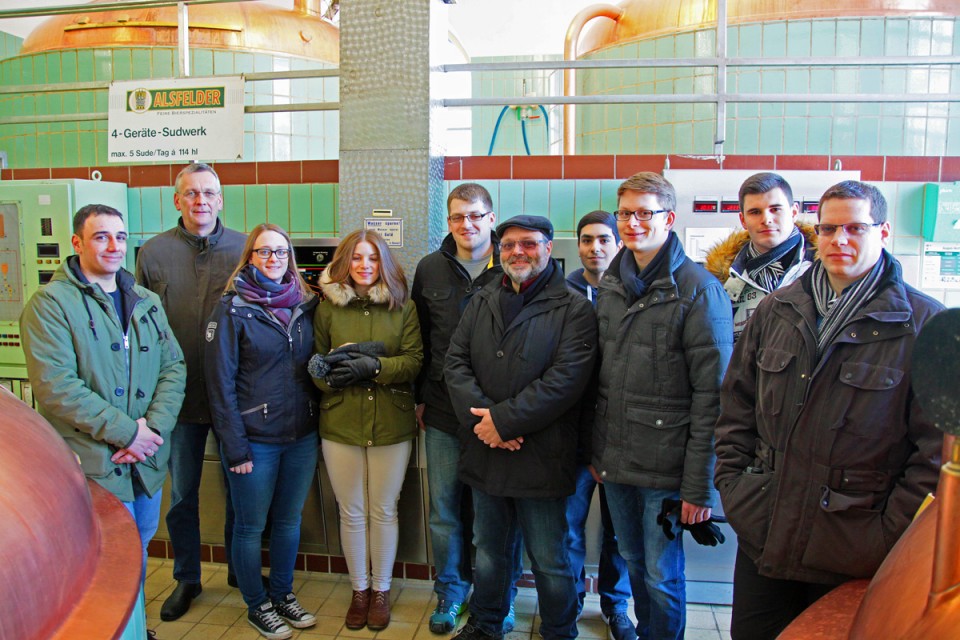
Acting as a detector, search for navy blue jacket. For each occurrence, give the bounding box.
[204,293,318,466]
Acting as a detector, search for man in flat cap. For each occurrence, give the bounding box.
[445,215,598,640]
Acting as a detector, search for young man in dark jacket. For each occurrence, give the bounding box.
[412,183,523,634]
[446,215,598,640]
[593,172,733,640]
[703,172,816,341]
[564,211,634,640]
[136,162,247,620]
[714,180,943,640]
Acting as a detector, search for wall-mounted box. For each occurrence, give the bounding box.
[922,182,960,242]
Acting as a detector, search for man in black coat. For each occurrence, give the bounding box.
[445,215,598,640]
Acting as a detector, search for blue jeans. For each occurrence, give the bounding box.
[603,483,685,640]
[425,426,473,602]
[124,483,163,586]
[566,465,632,614]
[165,421,235,583]
[472,489,578,640]
[224,432,319,608]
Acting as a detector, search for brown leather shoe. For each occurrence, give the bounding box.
[345,589,370,630]
[367,589,391,630]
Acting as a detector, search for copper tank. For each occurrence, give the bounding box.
[576,0,960,55]
[20,0,339,63]
[0,386,142,639]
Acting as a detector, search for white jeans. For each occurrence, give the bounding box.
[322,438,412,591]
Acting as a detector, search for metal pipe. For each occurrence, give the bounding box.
[562,4,622,155]
[177,2,189,78]
[0,0,260,19]
[715,0,727,159]
[0,101,340,126]
[441,55,960,72]
[928,436,960,611]
[444,93,960,107]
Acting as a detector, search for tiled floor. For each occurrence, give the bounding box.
[145,560,732,640]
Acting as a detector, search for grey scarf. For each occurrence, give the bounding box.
[810,253,888,360]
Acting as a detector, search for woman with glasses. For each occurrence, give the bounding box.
[205,223,319,640]
[310,229,422,631]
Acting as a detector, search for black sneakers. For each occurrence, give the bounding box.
[455,618,504,640]
[272,592,317,629]
[248,601,293,640]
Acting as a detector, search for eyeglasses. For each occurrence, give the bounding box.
[500,239,546,252]
[814,222,882,237]
[614,209,667,222]
[447,212,491,224]
[252,247,290,259]
[180,189,221,200]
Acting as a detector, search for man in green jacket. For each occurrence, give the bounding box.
[21,204,186,584]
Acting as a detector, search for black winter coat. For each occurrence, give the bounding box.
[412,232,502,433]
[204,293,319,466]
[444,261,598,498]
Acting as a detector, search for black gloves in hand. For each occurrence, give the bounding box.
[325,355,381,388]
[656,498,727,546]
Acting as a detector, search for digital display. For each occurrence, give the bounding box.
[721,201,740,213]
[693,200,719,213]
[802,201,820,214]
[36,243,60,258]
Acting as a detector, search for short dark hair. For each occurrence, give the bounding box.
[739,172,794,211]
[175,162,220,192]
[577,210,620,244]
[819,180,887,224]
[73,204,124,236]
[616,172,676,212]
[447,183,493,213]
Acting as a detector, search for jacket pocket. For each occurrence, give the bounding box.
[240,403,268,419]
[320,393,344,411]
[623,405,689,474]
[801,486,889,578]
[757,347,795,416]
[390,387,415,412]
[718,468,777,555]
[833,362,904,438]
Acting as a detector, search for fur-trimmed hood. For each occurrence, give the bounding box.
[319,271,392,307]
[704,222,817,282]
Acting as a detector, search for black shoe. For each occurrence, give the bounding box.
[248,600,293,639]
[160,581,202,621]
[455,618,503,640]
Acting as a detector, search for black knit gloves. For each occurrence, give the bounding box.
[656,498,727,546]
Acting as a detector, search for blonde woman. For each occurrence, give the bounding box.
[312,229,422,631]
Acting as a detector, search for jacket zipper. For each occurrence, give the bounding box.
[240,403,269,420]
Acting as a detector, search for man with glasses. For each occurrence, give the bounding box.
[704,173,816,341]
[592,172,733,640]
[714,180,943,639]
[412,183,520,634]
[136,162,247,620]
[446,215,597,640]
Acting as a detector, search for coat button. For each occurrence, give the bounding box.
[140,346,149,352]
[367,440,373,445]
[655,419,663,426]
[114,468,122,476]
[638,303,645,309]
[368,396,374,400]
[844,373,853,379]
[115,387,124,396]
[111,342,121,351]
[872,331,879,336]
[364,311,370,316]
[136,389,146,398]
[850,332,857,338]
[496,350,504,358]
[885,378,893,385]
[601,470,607,477]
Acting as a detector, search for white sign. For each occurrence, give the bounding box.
[922,242,960,290]
[685,227,737,263]
[364,218,404,248]
[108,76,244,162]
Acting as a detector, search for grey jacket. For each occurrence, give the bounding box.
[136,218,246,423]
[593,234,733,507]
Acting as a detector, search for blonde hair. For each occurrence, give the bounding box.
[224,223,309,297]
[325,229,408,310]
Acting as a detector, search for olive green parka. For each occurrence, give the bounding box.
[313,273,422,446]
[21,258,186,501]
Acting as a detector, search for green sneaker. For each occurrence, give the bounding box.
[430,599,466,634]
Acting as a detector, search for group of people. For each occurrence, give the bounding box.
[19,162,944,640]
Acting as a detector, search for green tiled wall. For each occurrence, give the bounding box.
[0,47,339,168]
[0,31,21,61]
[570,17,959,155]
[126,183,340,245]
[471,55,563,156]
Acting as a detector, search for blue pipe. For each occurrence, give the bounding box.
[487,105,510,156]
[521,117,531,155]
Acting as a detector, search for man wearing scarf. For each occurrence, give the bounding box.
[445,216,598,640]
[705,173,817,341]
[591,173,734,640]
[714,180,944,640]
